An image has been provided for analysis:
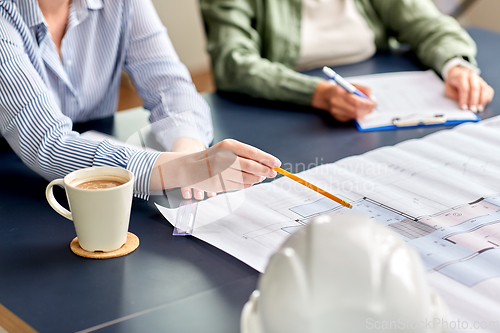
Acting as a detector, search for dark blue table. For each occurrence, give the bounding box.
[0,27,498,333]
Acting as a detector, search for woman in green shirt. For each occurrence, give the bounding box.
[201,0,494,122]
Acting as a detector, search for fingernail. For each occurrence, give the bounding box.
[195,191,204,200]
[184,190,192,199]
[461,104,468,111]
[478,105,484,112]
[259,176,266,182]
[269,170,277,178]
[273,159,281,168]
[470,105,477,113]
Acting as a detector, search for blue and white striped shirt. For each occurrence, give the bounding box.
[0,0,213,199]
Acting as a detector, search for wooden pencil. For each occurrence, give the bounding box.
[273,167,353,209]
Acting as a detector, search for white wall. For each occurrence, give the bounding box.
[151,0,210,74]
[458,0,500,32]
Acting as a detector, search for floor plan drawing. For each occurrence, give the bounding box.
[328,195,500,287]
[246,192,500,287]
[157,116,500,330]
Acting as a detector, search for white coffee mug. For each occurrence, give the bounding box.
[46,166,135,252]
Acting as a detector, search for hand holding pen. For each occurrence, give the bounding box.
[310,66,376,122]
[322,66,370,100]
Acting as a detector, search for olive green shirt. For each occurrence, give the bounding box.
[201,0,478,106]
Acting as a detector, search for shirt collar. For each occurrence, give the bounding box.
[13,0,103,28]
[14,0,46,28]
[73,0,103,23]
[85,0,104,10]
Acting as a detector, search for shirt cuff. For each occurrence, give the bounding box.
[93,139,161,200]
[126,149,162,200]
[442,57,481,80]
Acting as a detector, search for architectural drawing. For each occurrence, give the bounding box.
[156,116,500,329]
[251,192,500,287]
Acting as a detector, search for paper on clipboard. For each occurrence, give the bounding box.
[350,70,479,131]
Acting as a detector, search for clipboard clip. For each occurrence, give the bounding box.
[392,114,447,127]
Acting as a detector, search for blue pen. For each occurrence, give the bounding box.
[322,66,370,100]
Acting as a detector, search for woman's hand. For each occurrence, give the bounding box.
[150,138,281,199]
[445,66,494,113]
[201,139,281,191]
[171,137,213,200]
[311,80,376,122]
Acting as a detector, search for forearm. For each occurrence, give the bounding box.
[147,95,213,151]
[203,0,321,106]
[1,93,161,199]
[171,137,206,153]
[372,0,477,72]
[125,0,214,151]
[211,51,322,105]
[149,151,188,192]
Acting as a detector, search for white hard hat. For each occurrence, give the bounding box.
[241,213,448,333]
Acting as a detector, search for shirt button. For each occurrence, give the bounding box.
[66,59,73,66]
[71,97,77,103]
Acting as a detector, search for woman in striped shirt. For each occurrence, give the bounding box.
[0,0,280,200]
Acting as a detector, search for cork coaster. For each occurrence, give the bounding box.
[70,232,139,259]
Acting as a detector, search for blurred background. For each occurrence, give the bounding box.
[118,0,500,111]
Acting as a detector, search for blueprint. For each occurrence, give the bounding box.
[157,115,500,331]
